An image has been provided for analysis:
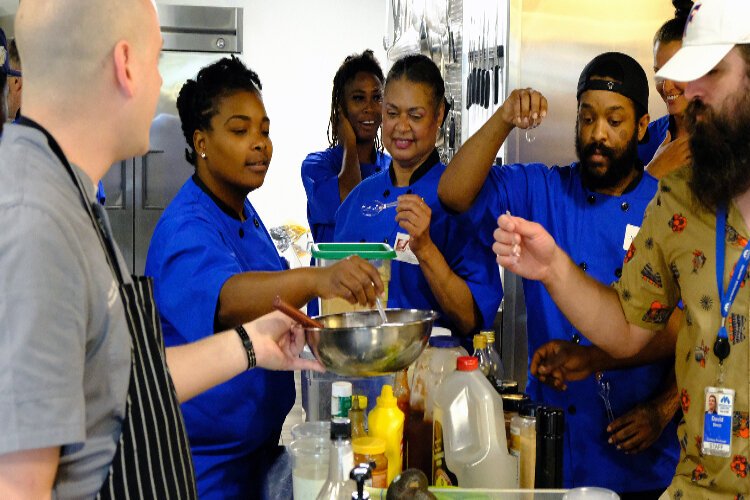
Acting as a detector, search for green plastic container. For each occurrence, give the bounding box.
[311,243,396,315]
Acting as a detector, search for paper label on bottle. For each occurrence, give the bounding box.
[432,412,458,486]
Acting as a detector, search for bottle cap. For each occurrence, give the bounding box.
[457,356,478,371]
[352,436,386,455]
[376,384,397,407]
[332,381,353,397]
[520,401,541,418]
[473,334,487,349]
[536,407,565,437]
[480,330,496,343]
[351,395,362,411]
[330,416,352,440]
[501,393,529,412]
[429,336,460,348]
[497,380,519,394]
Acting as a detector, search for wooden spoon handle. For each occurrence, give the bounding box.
[273,296,324,329]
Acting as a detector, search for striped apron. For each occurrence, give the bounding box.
[17,118,198,499]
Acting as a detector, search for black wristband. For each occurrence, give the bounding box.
[235,325,256,370]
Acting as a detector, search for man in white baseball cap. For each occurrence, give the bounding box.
[490,0,750,497]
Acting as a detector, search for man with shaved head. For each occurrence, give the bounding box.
[0,2,320,498]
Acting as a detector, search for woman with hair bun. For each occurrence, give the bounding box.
[334,54,502,342]
[145,56,383,498]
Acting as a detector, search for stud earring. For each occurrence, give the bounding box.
[200,152,206,159]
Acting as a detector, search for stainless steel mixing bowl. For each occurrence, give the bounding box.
[305,309,438,376]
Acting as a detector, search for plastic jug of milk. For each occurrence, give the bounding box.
[432,356,517,488]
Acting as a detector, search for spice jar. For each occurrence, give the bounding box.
[352,436,388,488]
[501,392,529,450]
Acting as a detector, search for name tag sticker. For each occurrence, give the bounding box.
[702,386,735,457]
[394,232,419,265]
[623,224,641,251]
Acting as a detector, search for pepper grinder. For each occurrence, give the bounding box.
[534,406,564,488]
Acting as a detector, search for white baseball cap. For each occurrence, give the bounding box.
[656,0,750,82]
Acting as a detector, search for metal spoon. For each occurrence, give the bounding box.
[361,200,399,217]
[375,297,389,325]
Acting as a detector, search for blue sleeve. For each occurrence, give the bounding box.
[638,116,670,165]
[445,214,503,329]
[149,216,242,342]
[301,150,342,233]
[468,163,551,247]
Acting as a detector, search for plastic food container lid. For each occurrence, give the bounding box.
[311,242,396,260]
[456,356,478,371]
[429,336,460,348]
[352,436,386,455]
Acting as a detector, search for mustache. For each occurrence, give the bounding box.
[581,141,616,160]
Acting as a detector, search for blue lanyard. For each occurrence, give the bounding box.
[714,205,750,362]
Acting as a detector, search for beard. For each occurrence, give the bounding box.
[575,125,640,191]
[686,92,750,211]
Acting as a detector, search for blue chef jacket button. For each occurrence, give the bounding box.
[360,239,366,243]
[587,195,596,204]
[572,333,581,344]
[376,167,381,172]
[253,218,260,228]
[383,238,389,244]
[407,189,413,194]
[615,268,622,278]
[579,262,588,272]
[238,228,244,238]
[383,190,390,198]
[568,405,577,415]
[621,202,629,212]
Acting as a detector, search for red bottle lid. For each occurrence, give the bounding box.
[457,356,478,371]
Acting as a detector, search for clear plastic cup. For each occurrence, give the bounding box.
[289,436,330,500]
[291,420,331,441]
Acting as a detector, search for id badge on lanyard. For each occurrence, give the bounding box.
[702,206,749,456]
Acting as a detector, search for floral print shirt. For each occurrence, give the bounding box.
[614,167,749,499]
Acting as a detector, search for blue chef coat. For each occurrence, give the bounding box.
[472,162,679,493]
[145,175,294,499]
[302,145,391,316]
[334,150,503,340]
[638,115,671,166]
[302,144,391,245]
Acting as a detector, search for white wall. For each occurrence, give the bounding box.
[157,0,388,230]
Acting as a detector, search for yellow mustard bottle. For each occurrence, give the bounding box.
[368,384,404,485]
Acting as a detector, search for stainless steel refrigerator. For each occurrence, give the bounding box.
[102,5,243,274]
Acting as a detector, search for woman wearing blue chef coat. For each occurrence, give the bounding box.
[145,57,383,499]
[334,54,502,338]
[302,50,391,246]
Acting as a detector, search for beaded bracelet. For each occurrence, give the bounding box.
[235,325,256,370]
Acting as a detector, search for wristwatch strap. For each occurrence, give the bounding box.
[235,325,256,370]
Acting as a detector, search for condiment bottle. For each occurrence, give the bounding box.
[480,330,504,386]
[331,381,352,418]
[534,406,564,488]
[317,417,356,500]
[368,385,404,485]
[349,395,367,440]
[514,402,540,489]
[393,368,410,465]
[472,335,491,377]
[433,356,516,488]
[352,437,388,488]
[407,335,467,482]
[501,393,529,451]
